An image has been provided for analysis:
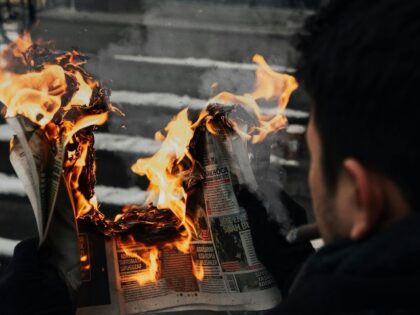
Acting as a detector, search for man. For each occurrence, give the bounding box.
[246,0,420,314]
[2,1,419,314]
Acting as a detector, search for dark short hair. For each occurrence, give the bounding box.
[295,0,420,210]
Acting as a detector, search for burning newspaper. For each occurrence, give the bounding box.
[0,34,114,292]
[0,34,299,314]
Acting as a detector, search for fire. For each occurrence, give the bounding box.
[122,108,198,284]
[131,108,193,223]
[125,54,297,284]
[202,54,298,143]
[191,259,204,281]
[132,108,198,256]
[250,54,297,109]
[1,33,297,286]
[80,255,91,271]
[0,33,115,220]
[119,236,160,285]
[0,65,65,126]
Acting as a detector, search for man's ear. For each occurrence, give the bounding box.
[341,159,383,241]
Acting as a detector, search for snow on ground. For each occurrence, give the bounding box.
[114,55,294,73]
[270,155,299,167]
[0,237,19,256]
[111,91,206,111]
[94,132,160,154]
[286,124,307,134]
[1,123,302,167]
[111,90,309,119]
[0,172,147,206]
[0,173,25,196]
[0,124,14,142]
[95,185,146,205]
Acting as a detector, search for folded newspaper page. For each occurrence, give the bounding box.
[5,100,282,314]
[5,106,283,314]
[7,115,81,291]
[78,103,281,314]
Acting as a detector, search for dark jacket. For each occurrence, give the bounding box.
[0,238,75,315]
[271,214,420,314]
[241,189,420,314]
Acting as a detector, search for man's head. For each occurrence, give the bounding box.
[296,0,420,243]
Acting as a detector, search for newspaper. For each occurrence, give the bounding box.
[7,115,81,292]
[78,106,281,314]
[8,109,281,313]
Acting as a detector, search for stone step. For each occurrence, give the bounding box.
[84,54,310,109]
[0,180,145,241]
[0,122,304,189]
[73,0,321,14]
[0,154,311,241]
[0,89,308,141]
[105,91,309,138]
[32,5,311,64]
[0,115,310,241]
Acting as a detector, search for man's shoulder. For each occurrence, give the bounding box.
[274,215,420,314]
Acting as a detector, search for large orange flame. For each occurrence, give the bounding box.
[0,33,114,219]
[123,108,199,284]
[131,108,193,224]
[125,54,297,284]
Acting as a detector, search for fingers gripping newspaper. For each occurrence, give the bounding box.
[7,115,81,292]
[89,104,282,314]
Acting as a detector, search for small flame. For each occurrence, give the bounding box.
[191,259,204,281]
[64,112,109,145]
[249,54,297,110]
[205,54,298,143]
[80,255,91,271]
[119,236,160,285]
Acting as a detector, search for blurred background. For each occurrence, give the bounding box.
[0,0,322,308]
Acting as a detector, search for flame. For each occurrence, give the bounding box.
[131,108,193,226]
[126,108,200,283]
[125,54,298,284]
[64,112,109,145]
[0,65,66,126]
[191,259,204,281]
[119,236,160,285]
[80,254,91,271]
[204,54,298,143]
[0,34,114,226]
[250,54,297,110]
